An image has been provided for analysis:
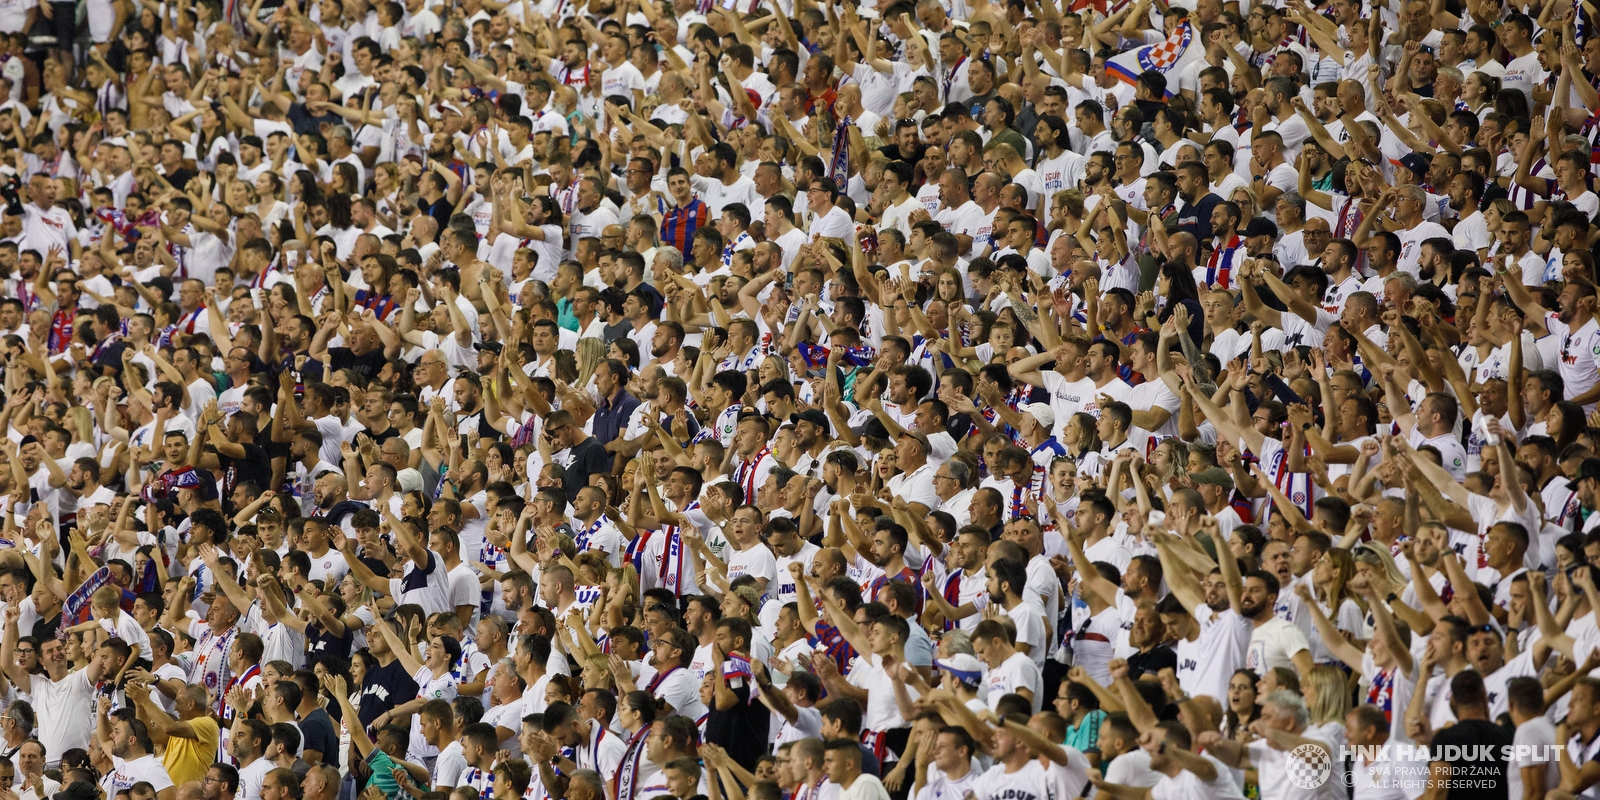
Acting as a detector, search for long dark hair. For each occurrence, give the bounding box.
[1159,259,1201,305]
[1223,668,1262,738]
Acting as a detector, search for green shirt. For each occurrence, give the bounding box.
[365,749,405,797]
[1064,709,1107,755]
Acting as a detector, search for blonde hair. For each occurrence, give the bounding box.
[582,653,614,689]
[66,405,94,445]
[1317,547,1359,610]
[575,338,605,387]
[91,585,121,611]
[1351,540,1409,590]
[1306,665,1352,726]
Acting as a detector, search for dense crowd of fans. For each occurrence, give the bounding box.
[0,0,1597,799]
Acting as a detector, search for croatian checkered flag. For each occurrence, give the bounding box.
[1105,20,1203,98]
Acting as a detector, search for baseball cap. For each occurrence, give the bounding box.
[935,654,984,686]
[1398,153,1432,180]
[397,467,424,494]
[797,409,831,437]
[1192,467,1235,489]
[1577,458,1600,483]
[434,101,464,117]
[1241,218,1278,239]
[475,341,504,354]
[1019,402,1055,430]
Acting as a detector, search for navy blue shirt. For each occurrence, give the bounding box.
[1174,192,1223,244]
[592,389,640,446]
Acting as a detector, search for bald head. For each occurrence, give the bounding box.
[979,172,1007,193]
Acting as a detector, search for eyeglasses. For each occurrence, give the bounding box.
[14,649,32,655]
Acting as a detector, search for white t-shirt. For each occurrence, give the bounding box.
[1175,606,1251,701]
[915,764,980,800]
[237,758,273,800]
[1247,734,1344,800]
[32,670,95,760]
[1502,51,1544,102]
[983,650,1043,714]
[1150,754,1247,800]
[971,761,1051,800]
[840,775,891,800]
[1246,616,1310,675]
[1547,315,1600,411]
[100,753,174,797]
[1002,599,1050,669]
[725,543,779,588]
[1508,717,1559,800]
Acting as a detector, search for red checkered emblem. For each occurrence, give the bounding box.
[1138,23,1194,71]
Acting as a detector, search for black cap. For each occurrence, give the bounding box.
[475,341,504,354]
[54,783,98,800]
[1578,458,1600,483]
[859,417,891,440]
[1242,218,1278,238]
[797,409,831,436]
[1399,153,1432,179]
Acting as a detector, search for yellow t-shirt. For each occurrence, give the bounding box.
[162,715,222,786]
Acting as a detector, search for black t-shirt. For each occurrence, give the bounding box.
[1126,645,1178,681]
[703,676,769,773]
[253,429,291,484]
[164,168,196,191]
[306,620,353,669]
[421,196,454,238]
[328,347,387,382]
[358,657,418,730]
[220,443,271,506]
[298,708,339,759]
[277,352,326,382]
[1429,718,1512,800]
[31,609,60,641]
[562,437,611,503]
[365,426,401,445]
